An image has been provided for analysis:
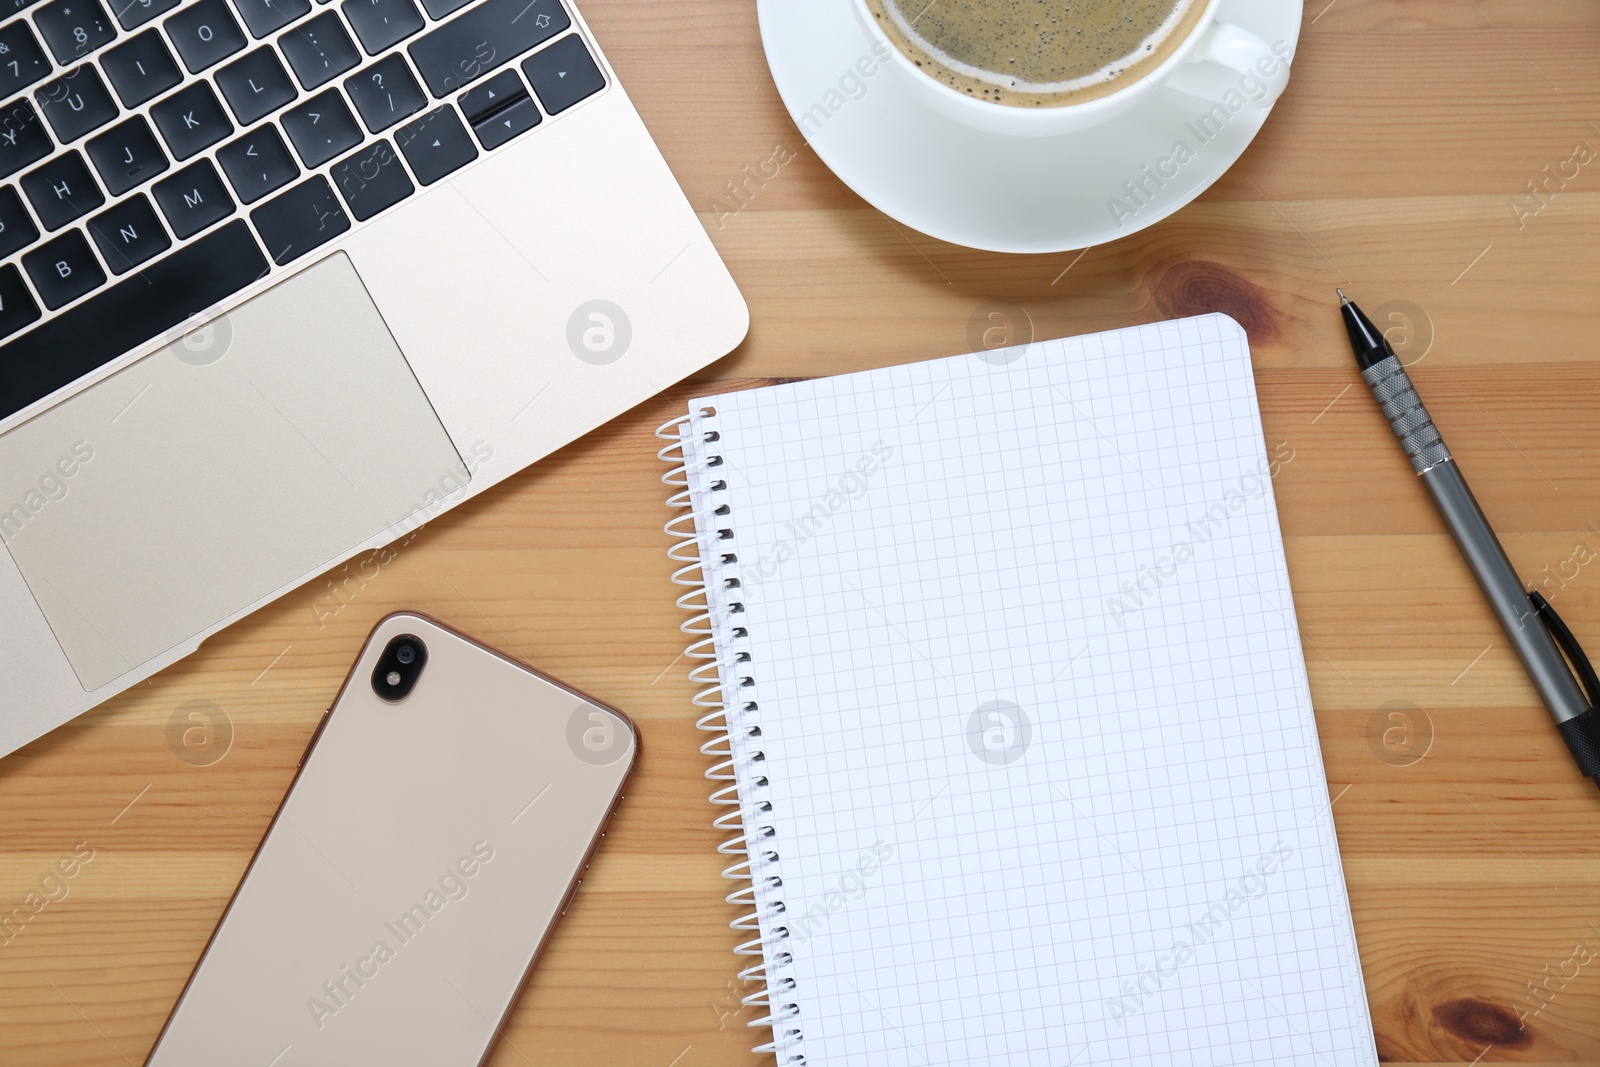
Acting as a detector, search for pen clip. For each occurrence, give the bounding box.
[1528,590,1600,708]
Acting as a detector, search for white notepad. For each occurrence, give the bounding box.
[660,314,1376,1066]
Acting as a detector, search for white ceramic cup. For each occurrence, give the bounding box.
[849,0,1292,137]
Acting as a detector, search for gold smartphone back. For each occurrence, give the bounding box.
[145,612,636,1066]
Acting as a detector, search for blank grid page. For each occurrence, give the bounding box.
[690,315,1375,1067]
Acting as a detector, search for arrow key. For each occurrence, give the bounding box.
[458,70,525,125]
[522,34,605,116]
[470,94,540,150]
[395,104,476,186]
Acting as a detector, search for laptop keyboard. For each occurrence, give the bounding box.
[0,0,606,420]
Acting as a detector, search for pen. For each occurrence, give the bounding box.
[1339,289,1600,788]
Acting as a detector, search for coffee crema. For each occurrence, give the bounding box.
[862,0,1208,108]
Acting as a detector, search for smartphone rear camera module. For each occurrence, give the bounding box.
[372,634,428,701]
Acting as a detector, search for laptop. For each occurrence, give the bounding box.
[0,0,748,755]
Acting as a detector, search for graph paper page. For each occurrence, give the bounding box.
[690,314,1375,1067]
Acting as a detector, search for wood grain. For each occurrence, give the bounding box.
[3,0,1599,1063]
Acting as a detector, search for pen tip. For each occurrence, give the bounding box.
[1336,287,1349,306]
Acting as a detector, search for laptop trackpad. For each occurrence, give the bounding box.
[0,253,467,691]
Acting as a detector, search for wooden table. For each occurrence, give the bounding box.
[4,0,1598,1063]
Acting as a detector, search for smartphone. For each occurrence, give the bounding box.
[145,613,637,1066]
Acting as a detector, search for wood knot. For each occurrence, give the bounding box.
[1152,260,1279,346]
[1432,998,1530,1048]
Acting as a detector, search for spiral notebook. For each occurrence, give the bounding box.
[658,314,1376,1067]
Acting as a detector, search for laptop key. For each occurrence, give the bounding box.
[36,65,119,143]
[344,53,425,132]
[416,0,467,18]
[150,81,233,159]
[21,150,105,230]
[232,0,311,38]
[110,0,179,30]
[152,157,234,237]
[0,22,53,99]
[86,115,169,195]
[330,137,410,220]
[88,191,170,273]
[215,47,298,125]
[521,33,603,115]
[278,11,360,90]
[394,104,475,185]
[3,0,45,14]
[249,174,348,264]
[34,0,117,64]
[0,102,54,181]
[342,0,422,55]
[280,88,361,167]
[407,0,569,97]
[216,123,298,203]
[0,264,42,341]
[164,0,247,72]
[459,69,540,150]
[0,220,268,419]
[470,94,537,150]
[100,30,183,107]
[457,69,522,123]
[0,187,41,259]
[23,228,106,308]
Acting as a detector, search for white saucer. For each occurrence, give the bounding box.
[757,0,1302,254]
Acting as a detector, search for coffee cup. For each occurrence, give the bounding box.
[850,0,1291,137]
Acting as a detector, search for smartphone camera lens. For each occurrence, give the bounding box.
[372,635,427,701]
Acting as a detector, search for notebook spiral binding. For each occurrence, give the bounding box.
[657,409,805,1065]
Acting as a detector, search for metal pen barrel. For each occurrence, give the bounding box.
[1361,354,1591,724]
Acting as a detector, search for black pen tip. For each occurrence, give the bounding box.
[1337,291,1395,370]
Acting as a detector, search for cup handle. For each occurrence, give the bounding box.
[1164,20,1292,107]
